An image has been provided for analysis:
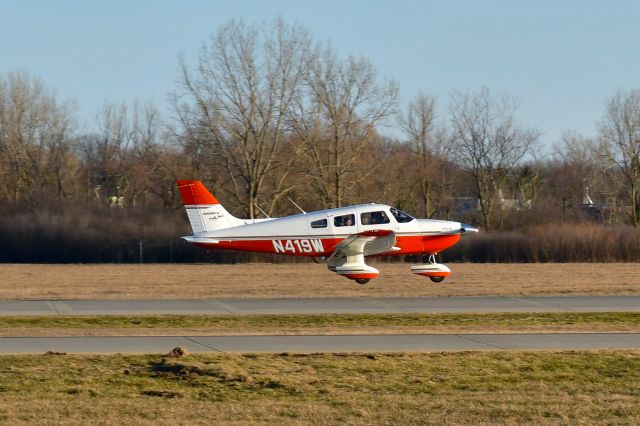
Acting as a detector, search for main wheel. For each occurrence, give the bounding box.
[355,278,370,285]
[429,275,445,283]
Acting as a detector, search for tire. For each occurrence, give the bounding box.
[429,275,445,283]
[355,278,370,285]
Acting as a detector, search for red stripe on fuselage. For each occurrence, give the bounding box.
[192,234,461,257]
[398,234,461,255]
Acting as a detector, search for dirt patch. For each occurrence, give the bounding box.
[166,347,189,358]
[0,262,638,300]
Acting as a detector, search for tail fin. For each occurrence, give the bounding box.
[176,180,243,233]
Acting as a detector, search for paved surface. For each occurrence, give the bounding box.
[2,297,638,354]
[2,333,640,354]
[1,296,639,316]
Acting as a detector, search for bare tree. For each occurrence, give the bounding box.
[599,89,640,226]
[291,48,398,208]
[450,87,539,230]
[78,100,168,206]
[0,71,76,204]
[545,131,603,221]
[78,102,130,204]
[397,93,450,217]
[172,18,312,217]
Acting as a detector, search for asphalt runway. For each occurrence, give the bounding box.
[2,296,638,353]
[2,333,640,354]
[1,295,639,316]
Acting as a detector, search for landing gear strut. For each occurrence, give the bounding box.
[423,253,437,264]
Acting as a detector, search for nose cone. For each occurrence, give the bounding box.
[460,223,479,233]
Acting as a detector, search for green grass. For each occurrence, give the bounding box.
[0,351,638,424]
[1,312,639,332]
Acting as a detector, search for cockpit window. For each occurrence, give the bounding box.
[361,211,390,225]
[390,207,414,223]
[334,214,355,227]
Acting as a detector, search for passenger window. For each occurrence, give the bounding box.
[310,218,327,228]
[361,211,390,225]
[334,214,355,227]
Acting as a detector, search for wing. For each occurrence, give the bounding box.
[327,230,399,279]
[332,229,398,258]
[327,229,400,269]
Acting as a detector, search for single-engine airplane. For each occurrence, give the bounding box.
[177,180,478,284]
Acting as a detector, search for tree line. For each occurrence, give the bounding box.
[1,18,639,263]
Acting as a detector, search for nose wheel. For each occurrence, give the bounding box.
[412,253,450,283]
[425,254,446,282]
[354,278,370,285]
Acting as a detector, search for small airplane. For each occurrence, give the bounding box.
[177,180,478,284]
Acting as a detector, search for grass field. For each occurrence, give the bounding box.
[0,351,638,425]
[2,264,638,424]
[1,263,640,300]
[1,312,639,337]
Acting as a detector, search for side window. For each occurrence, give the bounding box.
[334,214,355,227]
[361,211,390,225]
[310,218,327,228]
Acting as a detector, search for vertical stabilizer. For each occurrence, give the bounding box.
[176,180,243,233]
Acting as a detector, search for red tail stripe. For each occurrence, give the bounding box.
[176,180,219,205]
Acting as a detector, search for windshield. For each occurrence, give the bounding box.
[389,207,414,223]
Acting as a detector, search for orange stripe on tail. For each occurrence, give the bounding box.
[176,180,219,205]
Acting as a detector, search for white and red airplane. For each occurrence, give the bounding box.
[177,180,478,284]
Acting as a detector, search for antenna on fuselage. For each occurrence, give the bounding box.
[253,203,271,219]
[288,197,306,214]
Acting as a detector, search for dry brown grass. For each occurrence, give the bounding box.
[0,351,638,425]
[0,263,639,300]
[3,325,640,337]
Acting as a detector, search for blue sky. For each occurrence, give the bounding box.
[1,0,639,149]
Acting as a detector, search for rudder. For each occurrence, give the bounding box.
[176,180,242,233]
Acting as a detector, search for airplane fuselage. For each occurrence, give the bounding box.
[177,180,477,284]
[185,203,462,257]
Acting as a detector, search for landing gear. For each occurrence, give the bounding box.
[411,253,451,283]
[331,258,379,284]
[425,254,445,282]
